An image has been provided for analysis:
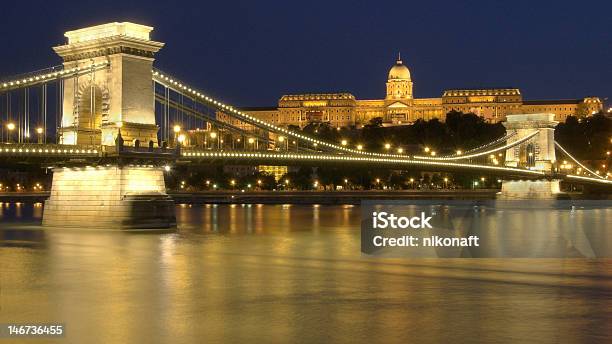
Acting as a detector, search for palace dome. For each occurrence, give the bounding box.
[388,55,411,80]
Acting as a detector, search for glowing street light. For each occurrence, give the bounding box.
[397,148,404,154]
[384,143,391,150]
[177,134,186,144]
[456,150,462,155]
[357,144,363,150]
[341,139,347,146]
[36,127,44,143]
[173,125,181,133]
[424,147,430,153]
[209,132,217,139]
[430,151,436,156]
[5,122,15,143]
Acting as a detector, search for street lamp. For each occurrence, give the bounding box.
[384,143,391,150]
[456,150,462,155]
[357,144,363,150]
[397,148,403,154]
[6,122,15,143]
[424,147,430,153]
[341,139,347,146]
[36,127,43,144]
[173,125,181,146]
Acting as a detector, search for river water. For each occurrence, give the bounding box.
[1,202,611,343]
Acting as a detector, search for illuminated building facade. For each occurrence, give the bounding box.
[237,55,603,127]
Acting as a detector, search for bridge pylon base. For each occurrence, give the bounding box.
[43,165,176,230]
[498,179,566,200]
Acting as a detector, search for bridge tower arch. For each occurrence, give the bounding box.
[53,22,164,146]
[500,113,562,199]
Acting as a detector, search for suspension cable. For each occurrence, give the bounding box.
[554,141,604,179]
[414,130,540,161]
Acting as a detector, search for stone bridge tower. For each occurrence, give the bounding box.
[43,23,175,230]
[53,22,164,146]
[503,113,557,171]
[500,113,561,199]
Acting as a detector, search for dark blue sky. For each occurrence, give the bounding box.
[1,0,610,107]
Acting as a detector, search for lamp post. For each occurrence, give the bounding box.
[278,135,287,150]
[173,125,181,147]
[6,122,15,143]
[210,131,217,149]
[36,127,43,144]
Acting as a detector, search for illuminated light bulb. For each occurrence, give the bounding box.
[177,134,186,143]
[248,138,255,144]
[210,132,217,139]
[173,125,181,133]
[357,144,363,150]
[456,150,462,155]
[397,148,403,154]
[384,143,391,150]
[341,139,347,146]
[6,123,15,131]
[164,165,171,172]
[278,136,285,142]
[424,147,430,153]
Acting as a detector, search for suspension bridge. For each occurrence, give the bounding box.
[0,22,609,229]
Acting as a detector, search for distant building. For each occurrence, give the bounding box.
[232,55,603,127]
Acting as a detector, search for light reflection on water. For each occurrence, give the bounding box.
[0,203,611,344]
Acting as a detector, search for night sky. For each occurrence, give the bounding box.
[1,0,610,108]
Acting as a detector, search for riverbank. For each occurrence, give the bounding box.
[0,190,499,205]
[169,190,500,204]
[2,190,604,205]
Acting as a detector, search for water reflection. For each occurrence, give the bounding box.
[0,203,611,343]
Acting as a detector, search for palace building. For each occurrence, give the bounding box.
[236,55,603,127]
